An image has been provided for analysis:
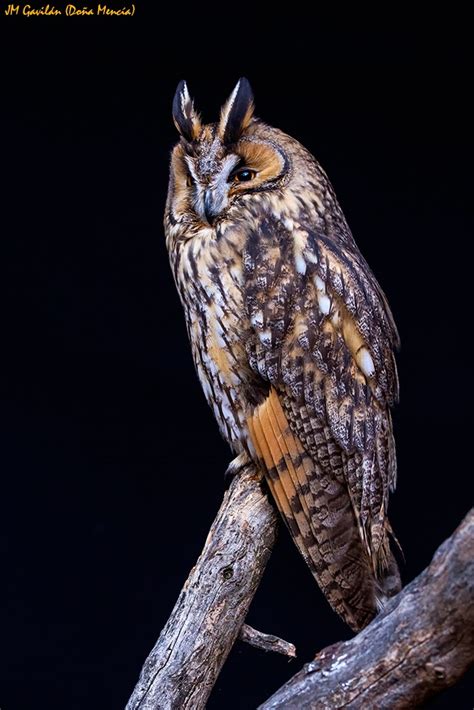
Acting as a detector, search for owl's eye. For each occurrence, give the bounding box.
[186,174,193,187]
[230,168,257,183]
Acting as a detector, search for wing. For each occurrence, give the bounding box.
[244,215,401,630]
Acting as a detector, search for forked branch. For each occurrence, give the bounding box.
[127,467,473,709]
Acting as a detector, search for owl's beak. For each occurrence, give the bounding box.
[203,189,219,225]
[202,187,227,226]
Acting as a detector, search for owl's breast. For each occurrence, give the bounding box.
[171,224,259,450]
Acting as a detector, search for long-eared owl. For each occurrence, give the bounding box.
[165,78,401,631]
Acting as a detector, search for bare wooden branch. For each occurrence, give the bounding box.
[259,509,474,709]
[239,623,296,658]
[127,459,472,710]
[126,464,278,710]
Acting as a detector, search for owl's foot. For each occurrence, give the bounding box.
[224,452,252,489]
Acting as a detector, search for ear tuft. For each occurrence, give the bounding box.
[172,80,201,142]
[218,77,255,144]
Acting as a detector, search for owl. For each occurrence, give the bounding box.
[165,78,401,631]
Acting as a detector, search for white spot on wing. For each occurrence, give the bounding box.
[318,293,331,315]
[293,229,308,275]
[314,275,326,293]
[251,311,264,328]
[259,330,272,347]
[295,254,307,275]
[357,347,376,378]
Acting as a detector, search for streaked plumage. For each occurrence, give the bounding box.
[165,78,401,631]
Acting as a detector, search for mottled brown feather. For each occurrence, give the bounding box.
[249,388,379,631]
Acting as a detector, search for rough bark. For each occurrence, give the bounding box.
[126,464,278,710]
[239,623,296,658]
[126,471,473,710]
[259,508,474,709]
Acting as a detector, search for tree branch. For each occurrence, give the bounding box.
[259,509,474,709]
[126,464,278,710]
[127,468,473,710]
[239,623,296,658]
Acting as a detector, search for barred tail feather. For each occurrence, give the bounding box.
[248,388,383,632]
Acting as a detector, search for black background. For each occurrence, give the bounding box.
[0,7,473,709]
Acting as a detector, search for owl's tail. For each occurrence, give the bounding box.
[248,388,396,632]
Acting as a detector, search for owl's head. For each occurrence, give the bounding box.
[168,78,297,228]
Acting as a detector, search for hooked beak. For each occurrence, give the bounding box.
[203,187,227,226]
